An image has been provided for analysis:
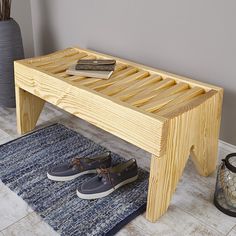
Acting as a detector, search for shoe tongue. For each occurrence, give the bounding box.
[71,158,86,168]
[97,168,110,179]
[97,172,107,184]
[82,157,94,163]
[74,157,96,167]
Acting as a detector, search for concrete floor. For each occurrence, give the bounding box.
[0,103,235,236]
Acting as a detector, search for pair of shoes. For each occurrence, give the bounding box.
[47,152,138,199]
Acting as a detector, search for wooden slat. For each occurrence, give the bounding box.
[55,71,69,78]
[140,82,189,108]
[113,77,163,102]
[100,71,149,96]
[88,67,138,90]
[69,76,85,82]
[156,93,206,117]
[127,78,175,106]
[113,74,162,99]
[141,91,186,113]
[30,48,79,66]
[55,55,97,78]
[44,52,88,74]
[40,53,84,69]
[154,87,204,114]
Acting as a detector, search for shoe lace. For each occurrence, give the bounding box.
[71,158,84,171]
[97,168,114,188]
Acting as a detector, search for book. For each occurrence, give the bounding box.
[66,65,114,79]
[75,59,116,71]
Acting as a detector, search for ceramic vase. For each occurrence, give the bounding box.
[0,19,24,107]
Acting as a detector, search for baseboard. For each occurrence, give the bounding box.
[219,139,236,152]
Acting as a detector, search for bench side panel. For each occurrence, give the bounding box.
[14,62,167,157]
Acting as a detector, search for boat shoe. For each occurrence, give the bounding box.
[47,151,111,181]
[76,159,138,199]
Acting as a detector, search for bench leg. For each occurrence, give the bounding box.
[146,105,195,222]
[15,86,45,134]
[146,90,223,222]
[146,119,190,222]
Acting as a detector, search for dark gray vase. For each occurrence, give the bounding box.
[0,19,24,108]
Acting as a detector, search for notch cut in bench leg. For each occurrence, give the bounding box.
[190,91,223,176]
[15,86,45,134]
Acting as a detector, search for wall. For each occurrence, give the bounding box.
[11,0,34,58]
[30,0,236,145]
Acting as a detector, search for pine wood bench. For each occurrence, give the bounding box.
[14,46,223,222]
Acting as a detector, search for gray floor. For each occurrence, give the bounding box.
[0,103,235,236]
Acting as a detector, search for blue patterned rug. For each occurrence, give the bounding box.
[0,124,148,236]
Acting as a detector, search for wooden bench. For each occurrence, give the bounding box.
[14,46,223,222]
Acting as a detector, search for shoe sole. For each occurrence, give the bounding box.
[76,175,138,199]
[47,169,97,182]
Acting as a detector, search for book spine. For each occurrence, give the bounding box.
[75,64,115,71]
